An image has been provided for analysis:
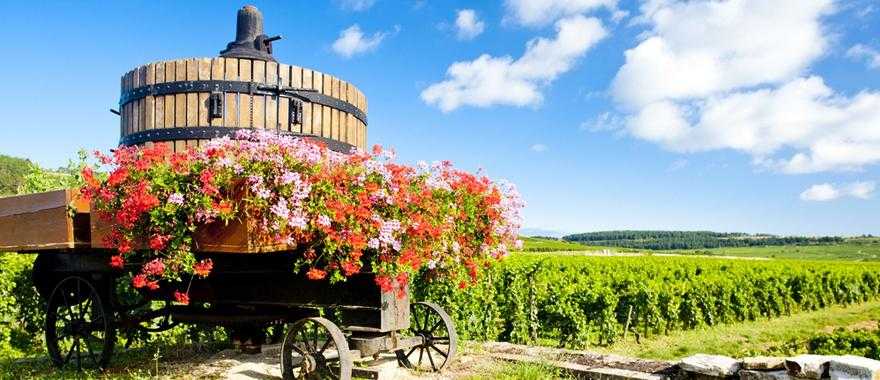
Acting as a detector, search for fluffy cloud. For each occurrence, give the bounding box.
[612,0,833,108]
[531,143,548,152]
[608,0,880,174]
[337,0,375,11]
[331,25,386,58]
[455,9,485,40]
[800,181,876,201]
[504,0,617,26]
[422,15,607,112]
[847,44,880,70]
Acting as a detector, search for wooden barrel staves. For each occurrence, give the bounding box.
[117,6,368,154]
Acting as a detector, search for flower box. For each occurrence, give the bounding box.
[0,189,90,252]
[90,196,294,254]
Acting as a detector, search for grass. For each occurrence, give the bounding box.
[0,342,224,380]
[600,299,880,360]
[463,361,571,380]
[519,236,606,252]
[522,236,880,262]
[668,239,880,261]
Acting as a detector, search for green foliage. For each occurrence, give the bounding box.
[413,253,880,349]
[0,155,34,196]
[563,230,843,250]
[17,150,88,194]
[805,328,880,359]
[519,236,595,252]
[0,253,41,357]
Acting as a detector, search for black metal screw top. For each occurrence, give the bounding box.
[219,5,282,62]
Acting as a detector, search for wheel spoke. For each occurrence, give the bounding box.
[418,347,424,367]
[312,323,319,353]
[430,344,448,358]
[74,336,82,370]
[405,347,417,359]
[319,336,332,353]
[426,346,437,371]
[429,319,443,335]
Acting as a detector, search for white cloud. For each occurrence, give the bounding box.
[606,0,880,174]
[337,0,375,11]
[667,159,688,172]
[422,15,607,112]
[331,25,386,58]
[800,181,876,201]
[612,0,833,109]
[531,143,548,152]
[847,44,880,70]
[504,0,617,26]
[455,9,485,40]
[800,183,840,201]
[581,111,624,132]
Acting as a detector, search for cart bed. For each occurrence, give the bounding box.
[0,189,90,252]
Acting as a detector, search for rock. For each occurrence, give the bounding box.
[739,370,793,380]
[742,357,786,371]
[785,354,832,379]
[680,354,741,377]
[829,355,880,380]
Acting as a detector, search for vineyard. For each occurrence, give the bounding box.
[413,253,880,349]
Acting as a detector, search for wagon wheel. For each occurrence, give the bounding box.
[45,276,116,370]
[396,301,457,372]
[281,317,352,380]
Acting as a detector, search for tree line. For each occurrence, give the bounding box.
[561,230,843,250]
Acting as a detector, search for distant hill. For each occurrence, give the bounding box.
[0,154,34,195]
[562,230,844,250]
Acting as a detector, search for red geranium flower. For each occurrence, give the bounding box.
[193,259,213,278]
[149,234,170,251]
[306,268,327,280]
[109,255,124,269]
[173,291,190,305]
[132,274,148,289]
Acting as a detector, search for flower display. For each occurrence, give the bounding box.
[80,130,524,300]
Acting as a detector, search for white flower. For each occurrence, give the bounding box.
[317,214,332,227]
[168,193,184,205]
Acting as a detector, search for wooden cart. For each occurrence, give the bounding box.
[0,6,458,379]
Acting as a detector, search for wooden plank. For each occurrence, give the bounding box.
[132,67,141,134]
[164,61,176,128]
[155,62,166,129]
[238,59,252,128]
[174,60,187,127]
[291,66,304,133]
[121,71,129,137]
[343,82,353,145]
[0,189,89,252]
[331,77,339,140]
[185,59,198,127]
[224,58,239,127]
[322,74,332,138]
[210,58,224,127]
[197,58,211,127]
[266,61,277,130]
[137,66,146,132]
[174,140,186,154]
[252,60,265,129]
[305,69,316,135]
[278,64,290,132]
[144,63,156,131]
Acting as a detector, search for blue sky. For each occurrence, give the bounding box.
[1,0,879,236]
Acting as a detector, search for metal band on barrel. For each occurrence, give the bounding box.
[119,80,368,125]
[119,127,356,154]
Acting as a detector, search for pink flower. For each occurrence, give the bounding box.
[168,193,184,205]
[143,259,165,276]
